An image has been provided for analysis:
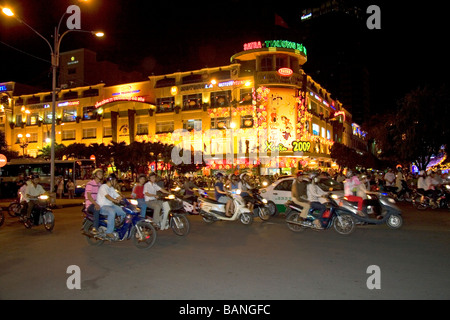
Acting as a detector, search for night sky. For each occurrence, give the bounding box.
[0,0,448,116]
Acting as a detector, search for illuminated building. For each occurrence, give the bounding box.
[2,41,356,174]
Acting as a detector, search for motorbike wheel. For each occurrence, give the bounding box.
[83,221,104,247]
[170,214,190,236]
[43,211,55,232]
[258,207,271,221]
[417,203,428,210]
[239,212,253,225]
[8,203,21,217]
[386,214,402,229]
[267,201,278,217]
[285,211,306,233]
[132,220,157,249]
[333,213,355,235]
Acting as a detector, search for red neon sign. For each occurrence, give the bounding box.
[277,68,293,76]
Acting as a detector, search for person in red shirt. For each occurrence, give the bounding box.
[131,174,147,217]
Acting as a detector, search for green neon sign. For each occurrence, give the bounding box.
[264,40,307,56]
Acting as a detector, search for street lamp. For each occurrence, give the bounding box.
[17,133,30,156]
[2,6,103,194]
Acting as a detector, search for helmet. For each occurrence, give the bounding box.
[296,171,303,178]
[346,170,353,178]
[32,174,40,179]
[92,168,103,177]
[216,173,224,178]
[106,173,117,181]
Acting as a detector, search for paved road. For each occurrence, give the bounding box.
[1,202,449,300]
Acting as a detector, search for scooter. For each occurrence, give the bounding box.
[81,198,157,249]
[144,194,190,236]
[248,188,271,221]
[338,192,403,229]
[22,194,55,231]
[285,194,356,235]
[198,189,253,225]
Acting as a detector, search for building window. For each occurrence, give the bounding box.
[312,123,319,136]
[156,97,175,113]
[211,117,230,129]
[260,56,273,71]
[276,56,287,70]
[183,119,202,131]
[68,68,77,75]
[210,90,231,108]
[28,132,38,143]
[137,123,149,135]
[182,94,202,110]
[156,121,174,134]
[239,88,253,105]
[240,115,254,128]
[103,127,112,137]
[62,130,76,141]
[83,106,97,120]
[62,107,77,122]
[82,128,97,139]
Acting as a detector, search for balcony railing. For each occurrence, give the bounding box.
[256,71,303,87]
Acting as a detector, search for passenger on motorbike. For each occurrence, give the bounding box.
[24,174,46,227]
[96,173,125,238]
[183,174,198,214]
[291,171,311,218]
[239,173,254,212]
[144,172,171,227]
[214,173,233,216]
[85,168,104,234]
[131,174,147,218]
[306,173,327,229]
[344,170,365,216]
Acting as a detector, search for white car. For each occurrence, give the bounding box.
[260,177,345,215]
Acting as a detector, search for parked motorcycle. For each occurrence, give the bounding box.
[22,194,55,231]
[338,192,403,229]
[248,188,271,221]
[144,194,190,236]
[199,189,253,225]
[285,194,356,235]
[82,198,157,249]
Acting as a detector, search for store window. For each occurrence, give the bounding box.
[211,117,230,129]
[312,123,319,136]
[240,115,254,128]
[182,94,202,110]
[83,106,97,120]
[260,56,273,71]
[156,121,174,134]
[137,123,149,135]
[210,90,231,108]
[103,127,112,138]
[183,119,202,131]
[240,88,253,105]
[63,107,77,122]
[156,97,175,113]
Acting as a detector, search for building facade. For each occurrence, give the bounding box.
[2,40,358,175]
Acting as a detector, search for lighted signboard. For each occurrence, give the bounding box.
[95,96,146,108]
[58,101,80,107]
[277,68,293,77]
[0,85,8,92]
[243,40,307,56]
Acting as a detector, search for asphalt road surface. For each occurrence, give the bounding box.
[1,202,449,301]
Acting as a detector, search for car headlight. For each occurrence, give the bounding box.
[262,198,268,204]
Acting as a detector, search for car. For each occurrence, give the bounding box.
[260,176,345,215]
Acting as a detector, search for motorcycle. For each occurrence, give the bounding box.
[414,186,450,210]
[248,188,271,221]
[338,192,403,229]
[198,189,253,225]
[22,194,55,231]
[144,194,190,236]
[285,194,356,235]
[171,186,206,215]
[8,198,25,218]
[81,198,157,249]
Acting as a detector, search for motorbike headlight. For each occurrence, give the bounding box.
[39,194,49,200]
[262,181,268,187]
[387,197,396,204]
[445,185,450,190]
[262,198,268,204]
[331,194,338,199]
[235,189,241,195]
[129,199,138,206]
[168,194,175,200]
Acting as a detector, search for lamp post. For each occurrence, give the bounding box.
[2,6,103,194]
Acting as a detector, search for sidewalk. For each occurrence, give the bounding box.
[0,197,84,210]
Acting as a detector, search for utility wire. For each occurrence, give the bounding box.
[0,40,50,64]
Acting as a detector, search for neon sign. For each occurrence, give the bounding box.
[95,96,146,108]
[263,140,311,152]
[243,40,307,56]
[58,101,79,107]
[0,85,7,92]
[277,68,293,77]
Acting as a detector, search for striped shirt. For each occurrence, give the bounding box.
[85,179,102,209]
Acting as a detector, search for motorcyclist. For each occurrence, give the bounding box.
[85,168,104,234]
[24,174,46,228]
[239,173,254,212]
[306,173,327,229]
[291,171,311,218]
[96,173,125,238]
[344,170,365,216]
[144,172,171,227]
[183,173,199,214]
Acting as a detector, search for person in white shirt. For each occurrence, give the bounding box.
[306,174,327,218]
[24,174,46,226]
[384,169,395,187]
[144,172,170,227]
[96,173,124,238]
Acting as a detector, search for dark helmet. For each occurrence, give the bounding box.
[32,174,40,179]
[106,173,117,181]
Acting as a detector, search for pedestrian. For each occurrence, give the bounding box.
[66,178,75,199]
[57,176,64,198]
